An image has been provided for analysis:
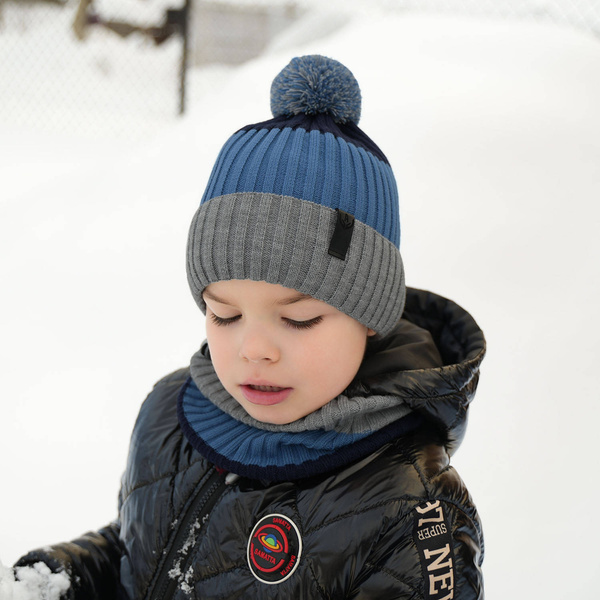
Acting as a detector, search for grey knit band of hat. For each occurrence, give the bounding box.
[187,55,405,335]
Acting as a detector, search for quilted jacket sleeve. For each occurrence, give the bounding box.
[347,497,484,600]
[14,521,123,600]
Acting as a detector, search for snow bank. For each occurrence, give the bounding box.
[2,3,600,599]
[0,561,70,600]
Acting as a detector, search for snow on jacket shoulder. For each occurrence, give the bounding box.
[16,288,486,600]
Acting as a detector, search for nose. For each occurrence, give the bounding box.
[239,325,280,364]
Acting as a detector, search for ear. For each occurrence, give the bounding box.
[367,328,377,337]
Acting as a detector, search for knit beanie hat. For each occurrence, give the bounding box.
[187,55,405,335]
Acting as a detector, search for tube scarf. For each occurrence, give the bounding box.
[177,347,421,481]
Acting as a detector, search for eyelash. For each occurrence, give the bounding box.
[209,313,323,330]
[209,314,240,327]
[284,316,323,330]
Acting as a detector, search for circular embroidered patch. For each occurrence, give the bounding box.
[247,513,302,584]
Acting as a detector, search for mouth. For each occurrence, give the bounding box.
[240,384,292,406]
[248,384,284,392]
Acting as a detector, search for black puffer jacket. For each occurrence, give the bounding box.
[17,288,486,599]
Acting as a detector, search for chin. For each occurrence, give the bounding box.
[245,405,297,426]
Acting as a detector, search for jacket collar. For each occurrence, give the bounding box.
[360,287,486,454]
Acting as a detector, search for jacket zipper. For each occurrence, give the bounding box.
[148,467,228,600]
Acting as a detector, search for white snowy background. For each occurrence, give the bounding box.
[1,1,600,598]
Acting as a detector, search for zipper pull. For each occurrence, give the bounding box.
[225,472,240,485]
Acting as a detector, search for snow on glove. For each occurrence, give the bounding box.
[0,560,70,600]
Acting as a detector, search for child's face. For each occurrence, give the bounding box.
[203,279,374,425]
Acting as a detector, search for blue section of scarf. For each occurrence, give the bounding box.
[177,376,423,482]
[180,377,368,464]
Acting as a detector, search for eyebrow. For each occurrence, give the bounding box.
[276,292,314,306]
[203,289,314,307]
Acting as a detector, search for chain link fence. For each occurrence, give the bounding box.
[1,0,599,141]
[0,0,187,139]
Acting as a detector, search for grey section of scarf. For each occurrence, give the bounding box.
[189,347,412,435]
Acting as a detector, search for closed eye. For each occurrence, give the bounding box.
[209,313,241,327]
[283,316,323,330]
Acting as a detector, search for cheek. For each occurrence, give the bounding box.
[299,329,366,391]
[329,343,365,383]
[206,326,234,375]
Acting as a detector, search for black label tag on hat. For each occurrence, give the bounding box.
[328,209,355,260]
[413,500,456,599]
[247,514,302,585]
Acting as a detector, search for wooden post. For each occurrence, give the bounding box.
[73,0,93,41]
[179,0,191,115]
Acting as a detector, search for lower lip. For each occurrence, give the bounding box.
[240,385,293,406]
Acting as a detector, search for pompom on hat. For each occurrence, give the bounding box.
[187,55,405,335]
[270,54,361,123]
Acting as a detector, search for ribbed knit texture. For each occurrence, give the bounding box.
[187,192,405,335]
[240,114,391,164]
[200,123,400,247]
[189,345,413,435]
[177,376,423,481]
[181,378,366,465]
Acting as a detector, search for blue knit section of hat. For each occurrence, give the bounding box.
[179,378,370,468]
[201,127,400,248]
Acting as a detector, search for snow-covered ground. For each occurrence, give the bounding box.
[1,3,600,598]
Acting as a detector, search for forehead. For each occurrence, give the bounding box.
[203,280,318,307]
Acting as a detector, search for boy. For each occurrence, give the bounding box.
[15,55,485,599]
